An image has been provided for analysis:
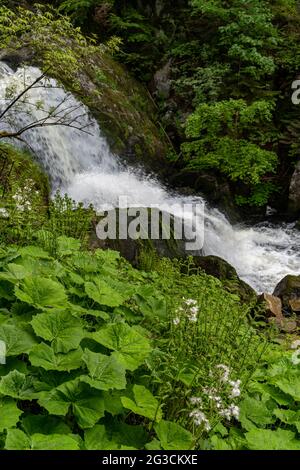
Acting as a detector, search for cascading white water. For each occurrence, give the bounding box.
[0,63,299,293]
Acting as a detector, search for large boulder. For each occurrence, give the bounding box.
[187,255,256,304]
[89,207,188,267]
[288,161,300,216]
[273,275,300,312]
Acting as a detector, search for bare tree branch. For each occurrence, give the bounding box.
[0,67,93,142]
[0,69,49,121]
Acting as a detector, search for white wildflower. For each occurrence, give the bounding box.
[0,208,9,218]
[219,409,232,421]
[228,404,240,420]
[291,340,300,350]
[189,410,210,431]
[230,387,241,398]
[229,379,241,398]
[190,306,199,314]
[229,379,241,388]
[173,317,180,326]
[188,312,198,322]
[184,298,197,306]
[216,364,231,382]
[189,397,202,405]
[291,350,300,365]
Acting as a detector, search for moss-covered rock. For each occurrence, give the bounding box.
[191,255,257,304]
[89,207,187,266]
[0,44,170,172]
[273,275,300,311]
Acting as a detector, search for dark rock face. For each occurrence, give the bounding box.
[192,255,237,280]
[89,207,188,266]
[273,275,300,311]
[288,161,300,216]
[191,255,256,303]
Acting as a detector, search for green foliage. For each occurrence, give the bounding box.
[191,0,277,78]
[59,0,114,24]
[182,99,278,205]
[212,346,300,449]
[0,4,99,88]
[0,236,267,449]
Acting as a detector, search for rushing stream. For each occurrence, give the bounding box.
[0,63,299,293]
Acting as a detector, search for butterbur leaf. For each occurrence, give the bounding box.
[15,277,67,309]
[154,420,194,450]
[121,385,162,421]
[0,323,37,356]
[245,428,300,450]
[5,429,80,450]
[21,415,71,435]
[90,323,151,371]
[67,271,85,285]
[109,422,149,448]
[254,383,293,406]
[30,310,84,353]
[135,286,167,318]
[29,343,83,371]
[273,409,300,432]
[210,435,232,450]
[0,263,29,282]
[239,396,276,431]
[38,378,105,429]
[71,253,100,273]
[57,236,81,256]
[81,350,126,391]
[0,280,15,300]
[145,439,162,450]
[85,279,124,307]
[271,371,300,401]
[84,425,119,450]
[31,433,80,450]
[19,246,51,259]
[0,357,28,377]
[0,370,39,400]
[0,398,22,432]
[5,429,31,450]
[103,390,124,416]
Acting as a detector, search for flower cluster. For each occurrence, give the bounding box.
[203,364,241,422]
[11,180,39,212]
[172,298,199,325]
[189,409,211,432]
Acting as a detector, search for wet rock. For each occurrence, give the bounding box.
[258,293,298,332]
[259,293,283,321]
[191,255,256,303]
[288,161,300,216]
[273,275,300,311]
[289,299,300,312]
[153,60,172,99]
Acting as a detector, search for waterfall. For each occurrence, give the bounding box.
[0,63,299,293]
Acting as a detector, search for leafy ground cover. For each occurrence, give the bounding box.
[0,234,269,450]
[212,344,300,450]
